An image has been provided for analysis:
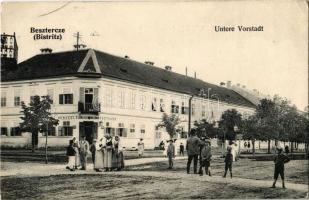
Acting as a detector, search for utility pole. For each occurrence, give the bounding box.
[73,32,87,51]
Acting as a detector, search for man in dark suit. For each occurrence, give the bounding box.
[186,129,201,174]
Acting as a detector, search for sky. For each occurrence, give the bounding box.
[1,0,308,110]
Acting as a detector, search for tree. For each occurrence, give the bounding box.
[157,113,181,139]
[218,109,242,141]
[194,119,217,138]
[255,98,281,153]
[241,116,260,154]
[20,95,59,152]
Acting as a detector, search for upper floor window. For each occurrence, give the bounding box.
[202,105,206,117]
[118,89,125,109]
[47,89,54,104]
[171,100,179,113]
[105,87,113,107]
[181,102,188,114]
[59,94,73,104]
[192,104,196,116]
[1,94,6,107]
[14,90,21,107]
[152,97,157,111]
[160,99,165,112]
[140,94,146,110]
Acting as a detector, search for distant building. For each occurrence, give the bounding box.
[1,32,18,71]
[1,46,256,149]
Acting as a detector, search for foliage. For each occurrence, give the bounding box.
[157,113,181,139]
[20,95,59,151]
[217,109,242,141]
[193,119,217,138]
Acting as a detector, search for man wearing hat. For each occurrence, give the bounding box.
[167,139,175,169]
[271,146,290,188]
[186,129,201,174]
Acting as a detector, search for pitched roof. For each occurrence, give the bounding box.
[1,49,255,108]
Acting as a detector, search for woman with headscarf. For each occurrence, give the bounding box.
[72,137,81,169]
[103,133,113,171]
[94,138,104,172]
[112,136,125,171]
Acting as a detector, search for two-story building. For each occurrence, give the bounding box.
[0,48,256,149]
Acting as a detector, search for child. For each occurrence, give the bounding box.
[199,140,212,176]
[167,139,175,169]
[66,140,76,171]
[223,146,233,178]
[179,143,184,156]
[271,147,290,189]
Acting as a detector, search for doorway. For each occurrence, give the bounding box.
[79,121,98,144]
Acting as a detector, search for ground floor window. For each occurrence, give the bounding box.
[0,127,8,136]
[10,127,21,136]
[105,127,115,137]
[117,128,127,137]
[58,121,73,136]
[42,127,56,136]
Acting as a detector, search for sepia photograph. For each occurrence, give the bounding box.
[0,0,308,199]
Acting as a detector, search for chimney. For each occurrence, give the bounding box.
[165,66,172,71]
[40,48,53,54]
[242,85,246,89]
[185,67,187,76]
[194,71,196,79]
[145,61,154,65]
[124,55,130,59]
[220,82,226,86]
[237,83,241,87]
[227,81,231,88]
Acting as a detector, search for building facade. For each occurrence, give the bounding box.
[0,48,256,149]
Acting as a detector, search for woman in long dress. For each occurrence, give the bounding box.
[72,137,81,169]
[103,134,113,171]
[94,138,104,172]
[137,138,144,157]
[112,136,125,171]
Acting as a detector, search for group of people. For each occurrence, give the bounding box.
[66,134,125,172]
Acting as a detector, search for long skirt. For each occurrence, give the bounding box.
[94,150,104,169]
[74,148,81,167]
[103,149,113,168]
[68,156,75,169]
[112,151,125,169]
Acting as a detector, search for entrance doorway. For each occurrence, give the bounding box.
[79,121,98,144]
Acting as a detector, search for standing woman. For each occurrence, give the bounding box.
[72,137,81,169]
[94,138,104,172]
[112,136,125,171]
[137,138,144,157]
[103,134,113,171]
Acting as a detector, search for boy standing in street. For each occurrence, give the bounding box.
[223,146,233,178]
[179,143,184,156]
[271,147,290,189]
[167,139,175,169]
[199,139,212,176]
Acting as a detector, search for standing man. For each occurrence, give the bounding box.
[79,136,90,170]
[179,143,185,156]
[137,138,144,157]
[90,139,97,167]
[167,139,175,169]
[271,146,290,188]
[186,129,201,174]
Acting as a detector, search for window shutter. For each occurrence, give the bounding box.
[58,126,63,136]
[93,88,98,104]
[79,87,85,103]
[59,94,63,104]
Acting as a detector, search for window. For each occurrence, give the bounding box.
[160,99,165,112]
[171,100,179,113]
[130,124,135,133]
[140,94,146,110]
[10,127,21,136]
[47,89,54,104]
[118,89,125,108]
[105,87,113,107]
[202,105,206,117]
[42,127,56,136]
[59,94,73,104]
[192,104,195,116]
[106,127,115,137]
[59,121,73,136]
[14,96,20,107]
[116,123,127,137]
[1,96,6,107]
[130,91,136,109]
[140,124,146,138]
[1,127,8,136]
[181,102,188,114]
[152,97,157,111]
